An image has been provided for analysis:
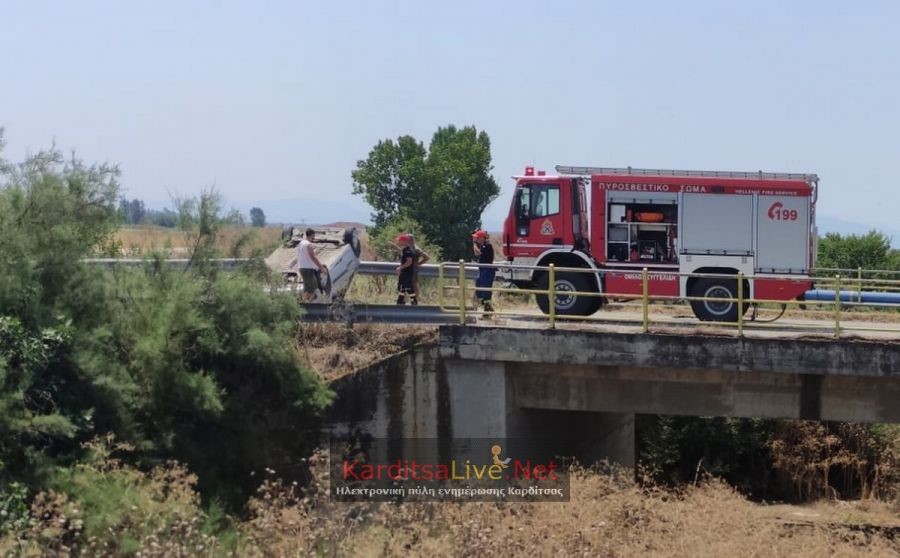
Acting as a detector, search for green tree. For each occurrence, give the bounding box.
[249,207,266,227]
[351,136,427,228]
[119,198,146,224]
[816,231,893,270]
[0,132,330,509]
[368,215,441,262]
[145,207,177,227]
[352,125,499,260]
[888,249,900,271]
[0,130,121,487]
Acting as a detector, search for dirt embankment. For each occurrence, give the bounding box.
[296,323,437,381]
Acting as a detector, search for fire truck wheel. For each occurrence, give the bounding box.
[689,278,748,322]
[535,272,598,316]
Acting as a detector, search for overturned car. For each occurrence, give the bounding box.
[265,226,362,303]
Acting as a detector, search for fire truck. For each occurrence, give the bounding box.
[500,165,819,321]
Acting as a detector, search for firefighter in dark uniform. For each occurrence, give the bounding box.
[395,233,417,305]
[472,229,495,313]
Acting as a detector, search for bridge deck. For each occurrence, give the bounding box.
[462,307,900,342]
[438,324,900,423]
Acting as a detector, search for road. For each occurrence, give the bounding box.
[304,299,900,341]
[464,305,900,341]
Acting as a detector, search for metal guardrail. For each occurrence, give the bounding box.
[84,258,900,295]
[83,257,900,336]
[435,261,900,339]
[358,261,478,279]
[298,303,474,325]
[85,258,479,279]
[83,257,248,270]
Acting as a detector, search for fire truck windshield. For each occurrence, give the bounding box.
[529,185,560,217]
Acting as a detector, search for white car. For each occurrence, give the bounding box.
[265,226,362,303]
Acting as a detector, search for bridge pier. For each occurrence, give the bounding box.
[443,359,636,468]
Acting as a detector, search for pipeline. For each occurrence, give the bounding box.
[804,290,900,305]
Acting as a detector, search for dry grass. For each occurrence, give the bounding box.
[109,225,283,257]
[240,453,900,557]
[7,446,896,556]
[296,323,437,381]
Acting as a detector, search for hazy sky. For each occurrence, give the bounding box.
[2,0,899,231]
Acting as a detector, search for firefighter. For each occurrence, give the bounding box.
[472,229,495,313]
[395,233,417,305]
[408,234,430,304]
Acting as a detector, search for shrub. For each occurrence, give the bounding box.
[0,137,331,512]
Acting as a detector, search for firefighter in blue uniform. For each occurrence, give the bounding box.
[472,229,495,313]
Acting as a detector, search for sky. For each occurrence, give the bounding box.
[1,0,899,237]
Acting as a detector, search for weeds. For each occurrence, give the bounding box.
[1,437,897,556]
[296,323,436,381]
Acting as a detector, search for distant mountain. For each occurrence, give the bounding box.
[816,216,900,247]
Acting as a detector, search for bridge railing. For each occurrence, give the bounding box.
[811,267,900,304]
[434,261,900,338]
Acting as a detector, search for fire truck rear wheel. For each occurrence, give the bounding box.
[689,278,748,322]
[535,272,598,316]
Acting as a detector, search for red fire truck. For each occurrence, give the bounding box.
[500,165,819,321]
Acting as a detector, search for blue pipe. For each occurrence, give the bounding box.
[803,289,900,305]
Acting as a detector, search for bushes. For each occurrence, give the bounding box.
[638,415,900,502]
[93,263,332,506]
[0,135,331,512]
[769,421,900,501]
[637,416,775,495]
[3,436,223,556]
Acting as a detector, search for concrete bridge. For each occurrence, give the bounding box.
[436,324,900,466]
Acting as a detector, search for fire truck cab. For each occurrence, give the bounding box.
[501,165,818,322]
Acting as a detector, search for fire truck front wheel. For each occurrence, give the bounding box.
[689,278,749,322]
[535,272,599,316]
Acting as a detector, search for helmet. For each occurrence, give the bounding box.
[472,229,488,240]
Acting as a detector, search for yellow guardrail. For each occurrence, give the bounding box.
[435,261,900,339]
[812,267,900,304]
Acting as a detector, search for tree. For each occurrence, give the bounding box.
[351,136,427,229]
[0,131,122,487]
[145,207,177,227]
[816,231,894,270]
[352,125,499,260]
[0,132,330,509]
[118,198,146,224]
[249,207,266,227]
[224,207,246,227]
